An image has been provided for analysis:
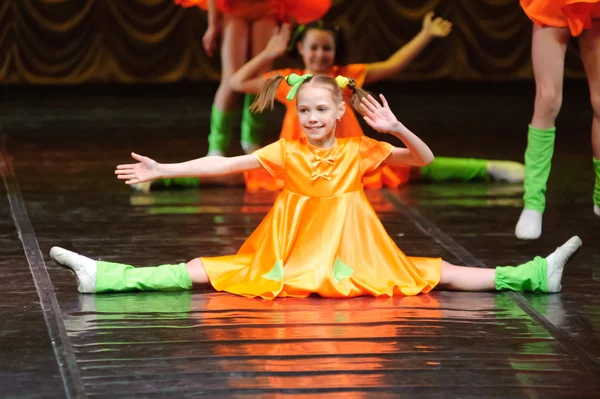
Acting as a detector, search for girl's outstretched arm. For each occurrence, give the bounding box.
[115,153,262,185]
[360,94,434,167]
[363,12,452,85]
[229,23,292,94]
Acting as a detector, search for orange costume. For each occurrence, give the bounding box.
[202,136,442,299]
[174,0,331,24]
[521,0,600,36]
[245,65,411,191]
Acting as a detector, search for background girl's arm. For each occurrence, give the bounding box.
[363,12,452,85]
[229,24,292,94]
[360,94,434,167]
[115,153,262,185]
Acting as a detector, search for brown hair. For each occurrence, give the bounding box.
[249,74,371,114]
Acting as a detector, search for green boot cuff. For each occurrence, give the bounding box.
[593,157,600,206]
[241,94,264,145]
[419,157,488,181]
[96,261,193,293]
[208,105,236,153]
[523,125,556,212]
[495,256,548,293]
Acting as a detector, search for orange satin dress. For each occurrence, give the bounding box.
[174,0,331,24]
[202,136,442,299]
[521,0,600,36]
[245,65,411,191]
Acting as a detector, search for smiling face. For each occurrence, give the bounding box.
[297,29,336,74]
[296,81,346,148]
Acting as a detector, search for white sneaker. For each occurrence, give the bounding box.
[50,247,97,293]
[515,209,543,240]
[546,236,582,293]
[487,161,525,183]
[130,181,151,193]
[241,142,261,154]
[594,204,600,217]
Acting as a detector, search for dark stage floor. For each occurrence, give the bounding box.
[1,80,599,398]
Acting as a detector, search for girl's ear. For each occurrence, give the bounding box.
[337,101,346,120]
[296,40,304,56]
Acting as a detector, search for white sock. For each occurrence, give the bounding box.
[594,204,600,217]
[241,142,261,154]
[487,161,525,183]
[545,236,582,293]
[206,149,225,157]
[50,247,97,293]
[515,209,543,240]
[130,181,151,193]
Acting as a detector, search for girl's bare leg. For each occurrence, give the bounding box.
[185,257,210,285]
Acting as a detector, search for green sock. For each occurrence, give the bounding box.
[494,256,548,293]
[523,125,556,212]
[208,105,235,153]
[95,261,193,293]
[241,94,264,147]
[594,157,600,206]
[418,157,488,181]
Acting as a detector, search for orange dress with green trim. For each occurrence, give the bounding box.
[521,0,600,36]
[174,0,331,23]
[244,65,411,191]
[202,136,442,299]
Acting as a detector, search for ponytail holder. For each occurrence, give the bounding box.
[286,73,313,101]
[335,75,350,89]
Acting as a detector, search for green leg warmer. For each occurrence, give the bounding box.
[241,94,264,147]
[494,256,548,293]
[523,125,556,212]
[95,261,193,293]
[207,105,235,153]
[418,157,488,181]
[594,157,600,206]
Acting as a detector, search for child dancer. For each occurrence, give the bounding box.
[228,15,525,190]
[173,0,330,156]
[515,0,600,239]
[51,74,581,299]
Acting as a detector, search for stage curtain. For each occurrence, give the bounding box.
[0,0,585,84]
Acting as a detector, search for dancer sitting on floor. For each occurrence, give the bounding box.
[52,75,581,299]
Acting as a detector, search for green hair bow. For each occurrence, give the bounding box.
[285,73,313,101]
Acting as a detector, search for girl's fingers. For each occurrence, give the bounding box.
[117,174,136,180]
[363,116,375,126]
[361,95,379,113]
[359,103,374,118]
[115,169,133,175]
[131,152,144,161]
[379,94,389,108]
[125,179,139,185]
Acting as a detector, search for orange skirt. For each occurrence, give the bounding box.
[174,0,331,24]
[521,0,600,36]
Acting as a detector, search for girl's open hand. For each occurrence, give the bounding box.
[360,94,404,134]
[421,11,452,38]
[203,24,220,56]
[115,152,160,185]
[264,23,291,59]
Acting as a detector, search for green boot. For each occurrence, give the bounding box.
[241,94,264,154]
[495,236,581,293]
[207,105,235,156]
[50,247,193,293]
[515,125,556,239]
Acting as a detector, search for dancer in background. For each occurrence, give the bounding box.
[515,0,600,239]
